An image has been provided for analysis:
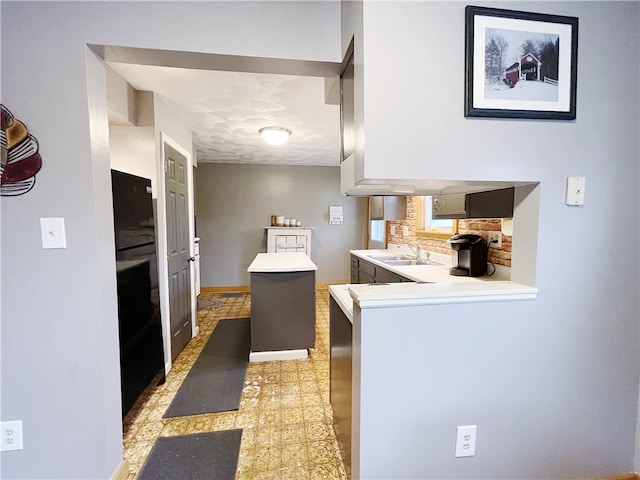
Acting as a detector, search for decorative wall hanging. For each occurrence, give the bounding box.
[465,6,578,120]
[1,104,43,196]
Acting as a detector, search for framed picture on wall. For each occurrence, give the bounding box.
[464,5,578,120]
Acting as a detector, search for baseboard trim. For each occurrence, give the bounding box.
[598,474,640,480]
[200,285,250,293]
[111,458,130,480]
[249,349,308,362]
[200,282,337,294]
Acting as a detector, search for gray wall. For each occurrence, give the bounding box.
[1,1,638,479]
[343,1,640,478]
[195,163,367,286]
[0,2,340,479]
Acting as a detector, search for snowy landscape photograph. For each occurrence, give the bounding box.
[484,28,560,102]
[465,6,578,120]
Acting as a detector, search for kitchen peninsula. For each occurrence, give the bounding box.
[330,249,538,479]
[248,252,317,362]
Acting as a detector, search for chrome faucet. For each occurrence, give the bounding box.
[405,244,430,264]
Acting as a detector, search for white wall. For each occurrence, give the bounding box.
[343,1,640,478]
[2,1,637,479]
[109,126,156,188]
[0,2,341,478]
[105,65,137,126]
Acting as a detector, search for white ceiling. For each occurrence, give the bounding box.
[108,63,341,167]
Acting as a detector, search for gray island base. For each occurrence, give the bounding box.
[247,252,317,362]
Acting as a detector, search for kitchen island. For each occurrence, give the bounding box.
[247,252,317,362]
[330,249,538,479]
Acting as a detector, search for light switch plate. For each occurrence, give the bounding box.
[40,217,67,249]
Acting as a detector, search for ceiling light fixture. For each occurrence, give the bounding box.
[259,126,292,146]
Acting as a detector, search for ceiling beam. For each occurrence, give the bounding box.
[89,44,342,79]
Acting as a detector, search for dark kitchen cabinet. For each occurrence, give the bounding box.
[250,270,316,352]
[375,266,409,284]
[330,296,352,478]
[350,255,358,283]
[350,254,413,284]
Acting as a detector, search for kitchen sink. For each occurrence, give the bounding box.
[384,259,430,266]
[368,254,444,267]
[367,254,406,261]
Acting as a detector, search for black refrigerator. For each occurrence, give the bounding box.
[111,169,165,418]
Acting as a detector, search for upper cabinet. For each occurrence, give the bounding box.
[370,196,406,220]
[369,196,384,219]
[432,188,514,220]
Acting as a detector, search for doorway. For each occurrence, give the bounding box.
[98,43,342,423]
[163,140,193,360]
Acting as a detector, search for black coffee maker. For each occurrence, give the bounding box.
[447,234,488,277]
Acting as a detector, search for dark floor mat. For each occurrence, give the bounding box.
[163,318,250,418]
[198,297,224,310]
[136,429,242,480]
[222,292,245,298]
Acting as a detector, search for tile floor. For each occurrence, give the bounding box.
[123,287,348,480]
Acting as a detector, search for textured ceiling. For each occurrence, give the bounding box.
[108,63,341,166]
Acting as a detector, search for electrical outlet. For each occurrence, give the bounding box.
[455,425,476,457]
[1,420,23,451]
[402,226,409,236]
[390,225,396,235]
[487,231,502,248]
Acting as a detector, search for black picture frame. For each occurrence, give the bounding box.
[465,5,578,120]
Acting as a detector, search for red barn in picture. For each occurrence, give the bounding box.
[503,53,544,87]
[520,53,542,81]
[504,62,520,87]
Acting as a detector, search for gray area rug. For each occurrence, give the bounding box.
[136,429,242,480]
[222,292,245,298]
[163,318,250,418]
[198,297,224,310]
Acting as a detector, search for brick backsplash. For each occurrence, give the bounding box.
[385,196,512,267]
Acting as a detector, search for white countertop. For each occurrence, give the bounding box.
[329,284,354,323]
[265,226,313,229]
[331,249,538,310]
[348,280,537,308]
[350,248,510,283]
[247,252,318,273]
